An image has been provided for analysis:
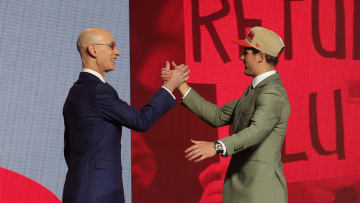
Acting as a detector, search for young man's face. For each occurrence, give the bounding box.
[242,49,259,77]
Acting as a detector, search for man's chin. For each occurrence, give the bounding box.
[105,67,115,72]
[243,70,251,76]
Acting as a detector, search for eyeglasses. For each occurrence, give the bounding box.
[94,41,117,49]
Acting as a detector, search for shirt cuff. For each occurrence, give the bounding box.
[161,86,176,100]
[182,87,192,99]
[217,140,227,156]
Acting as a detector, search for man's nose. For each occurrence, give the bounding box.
[115,47,120,56]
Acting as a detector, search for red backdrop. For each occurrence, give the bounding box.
[131,0,360,202]
[0,167,60,203]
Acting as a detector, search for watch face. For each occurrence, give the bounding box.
[215,143,222,151]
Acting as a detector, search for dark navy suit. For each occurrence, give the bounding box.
[62,72,176,203]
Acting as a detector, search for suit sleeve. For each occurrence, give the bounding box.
[220,88,286,156]
[181,88,239,127]
[95,83,176,132]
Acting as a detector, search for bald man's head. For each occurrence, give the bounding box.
[76,28,120,76]
[76,28,113,56]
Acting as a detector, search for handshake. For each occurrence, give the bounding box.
[161,61,190,93]
[160,61,217,163]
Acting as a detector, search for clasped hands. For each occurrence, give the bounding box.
[161,61,189,92]
[161,61,217,163]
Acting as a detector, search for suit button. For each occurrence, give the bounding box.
[234,145,244,152]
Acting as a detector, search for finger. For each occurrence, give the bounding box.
[161,71,172,79]
[165,61,170,70]
[161,71,171,77]
[185,149,201,160]
[175,64,186,72]
[185,148,201,159]
[172,61,178,68]
[161,75,171,79]
[181,65,188,72]
[191,139,199,144]
[175,64,185,69]
[182,69,190,77]
[194,154,206,163]
[184,144,199,153]
[180,65,189,73]
[188,151,202,161]
[161,72,171,77]
[161,70,170,75]
[161,76,171,82]
[161,67,171,72]
[182,76,189,82]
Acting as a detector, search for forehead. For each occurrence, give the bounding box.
[93,30,114,43]
[243,48,254,54]
[243,47,260,55]
[102,32,115,41]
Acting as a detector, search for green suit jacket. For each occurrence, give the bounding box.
[182,73,290,203]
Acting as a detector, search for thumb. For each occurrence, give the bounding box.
[172,61,178,68]
[165,61,170,70]
[190,139,198,144]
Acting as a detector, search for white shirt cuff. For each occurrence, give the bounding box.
[182,87,192,99]
[161,86,176,100]
[217,140,227,156]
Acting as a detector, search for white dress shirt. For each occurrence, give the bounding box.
[82,68,106,83]
[252,70,276,88]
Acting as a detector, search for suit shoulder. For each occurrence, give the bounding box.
[257,83,289,106]
[94,83,120,104]
[259,81,288,96]
[95,82,117,94]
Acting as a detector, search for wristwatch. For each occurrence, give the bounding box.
[214,141,224,154]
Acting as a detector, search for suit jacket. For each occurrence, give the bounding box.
[62,72,176,203]
[182,73,290,203]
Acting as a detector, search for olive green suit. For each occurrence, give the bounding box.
[182,73,290,203]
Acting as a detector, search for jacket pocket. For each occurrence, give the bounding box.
[95,159,122,172]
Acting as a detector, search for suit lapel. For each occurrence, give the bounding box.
[233,85,258,133]
[232,73,280,134]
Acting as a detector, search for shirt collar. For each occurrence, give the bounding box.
[252,70,276,88]
[81,68,106,83]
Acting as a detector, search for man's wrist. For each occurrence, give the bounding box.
[178,82,190,96]
[161,86,176,100]
[182,87,192,99]
[162,83,175,93]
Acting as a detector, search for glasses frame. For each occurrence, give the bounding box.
[93,41,117,49]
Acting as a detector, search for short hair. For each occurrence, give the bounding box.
[244,47,283,67]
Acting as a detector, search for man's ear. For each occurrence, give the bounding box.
[87,44,96,58]
[257,52,265,63]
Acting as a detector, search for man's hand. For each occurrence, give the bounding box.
[161,61,172,83]
[162,61,191,96]
[185,139,216,163]
[162,61,189,92]
[161,61,189,83]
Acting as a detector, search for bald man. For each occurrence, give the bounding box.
[62,28,189,203]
